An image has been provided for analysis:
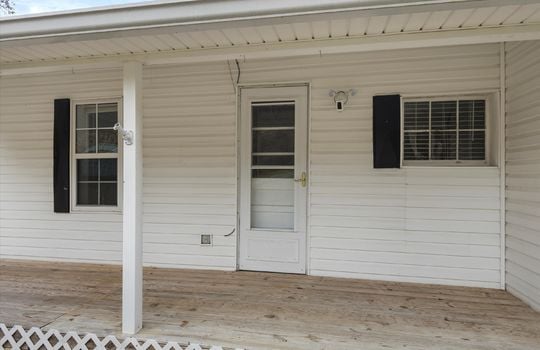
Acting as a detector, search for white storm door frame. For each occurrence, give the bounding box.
[238,85,308,274]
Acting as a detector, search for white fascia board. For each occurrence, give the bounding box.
[0,0,530,43]
[2,23,540,76]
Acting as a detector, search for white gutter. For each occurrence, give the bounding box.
[0,0,521,42]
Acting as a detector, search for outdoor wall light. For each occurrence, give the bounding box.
[329,89,357,112]
[113,123,133,145]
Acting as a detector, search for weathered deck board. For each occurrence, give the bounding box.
[1,259,539,350]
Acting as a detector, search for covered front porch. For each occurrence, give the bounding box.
[2,259,540,350]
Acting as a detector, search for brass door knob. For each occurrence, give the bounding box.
[294,172,307,187]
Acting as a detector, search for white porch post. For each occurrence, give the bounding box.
[122,61,143,335]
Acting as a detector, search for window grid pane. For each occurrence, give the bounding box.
[74,102,119,207]
[76,103,118,155]
[76,158,118,206]
[403,99,486,163]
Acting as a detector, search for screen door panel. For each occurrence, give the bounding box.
[251,102,295,230]
[239,86,308,274]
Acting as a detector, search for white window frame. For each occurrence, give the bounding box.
[70,98,123,212]
[401,94,490,167]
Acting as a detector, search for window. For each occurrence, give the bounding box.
[72,101,121,209]
[402,97,488,165]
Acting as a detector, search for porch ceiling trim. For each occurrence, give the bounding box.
[1,0,540,75]
[2,22,540,76]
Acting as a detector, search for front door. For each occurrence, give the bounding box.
[239,85,308,274]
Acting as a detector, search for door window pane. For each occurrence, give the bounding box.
[252,169,294,178]
[252,104,294,127]
[250,102,295,230]
[252,155,294,166]
[252,130,294,153]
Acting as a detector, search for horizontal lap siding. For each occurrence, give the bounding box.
[1,44,502,287]
[141,44,500,286]
[0,69,123,263]
[142,64,237,269]
[505,40,540,310]
[238,44,501,287]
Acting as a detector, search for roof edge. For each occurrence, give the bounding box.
[0,0,481,40]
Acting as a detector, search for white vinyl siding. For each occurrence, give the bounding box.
[0,69,124,263]
[142,63,238,270]
[505,40,540,310]
[0,43,502,287]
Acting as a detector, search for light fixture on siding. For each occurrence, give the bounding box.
[113,123,133,145]
[329,89,356,112]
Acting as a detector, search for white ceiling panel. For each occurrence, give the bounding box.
[250,26,278,44]
[525,7,540,23]
[273,24,296,42]
[188,31,218,48]
[121,36,153,52]
[366,16,388,35]
[238,27,264,45]
[311,20,331,39]
[504,4,540,24]
[18,44,58,59]
[330,19,349,38]
[482,5,521,26]
[139,35,174,51]
[385,14,410,34]
[422,10,452,30]
[442,9,476,29]
[292,22,312,40]
[90,38,130,54]
[348,17,369,36]
[154,34,188,50]
[403,12,431,32]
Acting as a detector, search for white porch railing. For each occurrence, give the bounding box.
[0,324,244,350]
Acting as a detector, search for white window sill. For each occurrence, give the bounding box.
[70,206,123,214]
[401,165,499,169]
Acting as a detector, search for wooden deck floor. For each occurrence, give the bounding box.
[1,260,540,350]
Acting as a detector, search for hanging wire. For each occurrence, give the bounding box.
[226,58,241,92]
[227,59,236,93]
[235,58,241,84]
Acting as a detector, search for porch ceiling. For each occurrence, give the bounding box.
[1,1,540,67]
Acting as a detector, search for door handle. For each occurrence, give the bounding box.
[294,172,307,187]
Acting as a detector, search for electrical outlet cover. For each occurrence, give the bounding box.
[201,234,212,245]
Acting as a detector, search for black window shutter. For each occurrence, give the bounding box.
[373,95,401,168]
[54,99,71,213]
